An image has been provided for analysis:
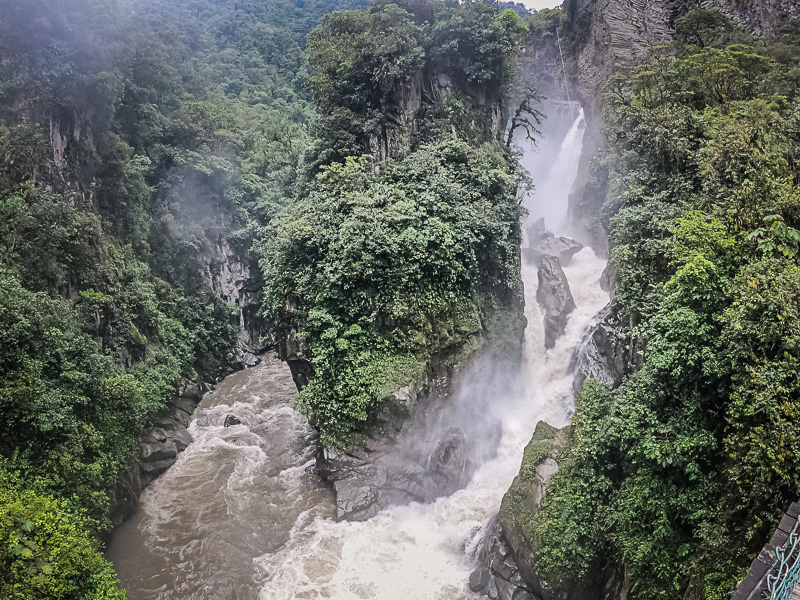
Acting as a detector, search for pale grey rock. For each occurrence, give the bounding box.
[141,441,177,463]
[166,428,193,452]
[536,257,576,349]
[570,303,630,392]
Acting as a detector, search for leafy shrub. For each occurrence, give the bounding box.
[0,471,124,600]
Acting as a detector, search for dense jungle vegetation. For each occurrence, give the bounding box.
[259,0,529,445]
[0,0,368,596]
[528,11,800,600]
[0,0,529,596]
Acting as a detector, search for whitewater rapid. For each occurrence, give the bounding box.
[254,248,607,600]
[252,108,605,599]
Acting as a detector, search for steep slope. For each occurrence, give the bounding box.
[0,0,366,595]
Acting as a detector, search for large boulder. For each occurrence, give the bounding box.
[526,217,548,243]
[536,257,576,349]
[223,414,242,427]
[140,439,177,463]
[536,236,583,266]
[570,303,630,393]
[471,422,569,600]
[427,427,469,489]
[522,221,584,267]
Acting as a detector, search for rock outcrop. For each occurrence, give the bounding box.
[573,0,799,118]
[470,515,538,600]
[570,303,629,392]
[108,379,205,528]
[317,357,506,521]
[223,414,242,427]
[699,0,798,36]
[472,421,628,600]
[536,257,576,349]
[523,221,584,268]
[199,234,266,366]
[471,422,569,600]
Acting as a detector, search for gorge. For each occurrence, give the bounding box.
[2,0,800,599]
[106,105,609,599]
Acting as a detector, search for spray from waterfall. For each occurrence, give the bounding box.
[524,108,585,236]
[251,108,606,600]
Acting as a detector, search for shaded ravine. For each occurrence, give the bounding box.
[108,110,606,599]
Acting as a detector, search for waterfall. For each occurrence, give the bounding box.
[108,109,607,600]
[524,107,586,236]
[252,109,607,600]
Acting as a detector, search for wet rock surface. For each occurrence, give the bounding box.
[472,422,569,600]
[536,256,576,349]
[570,302,630,392]
[317,359,506,521]
[474,420,629,600]
[108,379,204,527]
[523,219,584,268]
[471,516,538,600]
[223,414,242,427]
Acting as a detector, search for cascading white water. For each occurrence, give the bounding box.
[108,109,607,600]
[252,109,608,600]
[254,251,607,600]
[523,107,586,235]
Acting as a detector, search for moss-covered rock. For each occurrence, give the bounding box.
[498,421,570,600]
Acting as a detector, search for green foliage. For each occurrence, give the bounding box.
[0,0,374,595]
[260,139,523,445]
[0,470,124,600]
[747,214,800,258]
[674,9,735,49]
[529,12,800,600]
[305,0,527,165]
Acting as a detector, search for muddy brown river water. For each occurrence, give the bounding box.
[106,354,334,599]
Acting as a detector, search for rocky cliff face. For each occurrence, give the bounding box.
[199,234,266,357]
[704,0,799,35]
[368,70,506,165]
[472,421,628,600]
[573,0,798,115]
[317,356,506,521]
[566,0,798,245]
